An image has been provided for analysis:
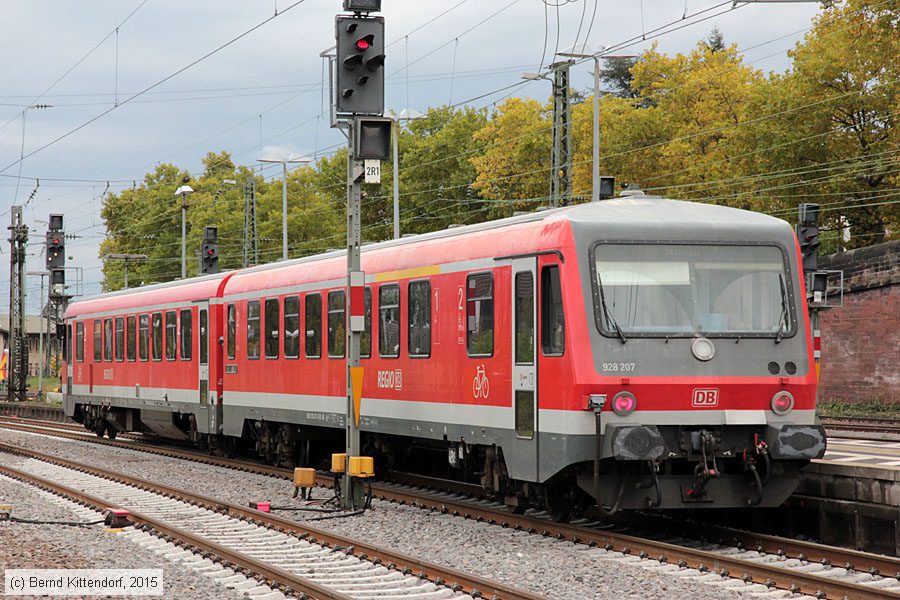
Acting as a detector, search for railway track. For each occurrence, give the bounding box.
[821,415,900,435]
[2,417,899,599]
[0,442,544,600]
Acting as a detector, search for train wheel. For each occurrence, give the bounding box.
[545,485,573,523]
[106,423,117,440]
[94,422,106,438]
[222,437,237,459]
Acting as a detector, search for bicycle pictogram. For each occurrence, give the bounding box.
[473,364,490,399]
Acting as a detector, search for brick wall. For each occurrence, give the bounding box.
[817,241,900,403]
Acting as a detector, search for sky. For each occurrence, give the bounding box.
[0,0,824,311]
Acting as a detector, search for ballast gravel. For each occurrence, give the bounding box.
[0,469,248,600]
[0,428,782,599]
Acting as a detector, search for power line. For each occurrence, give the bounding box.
[0,0,150,137]
[0,0,311,176]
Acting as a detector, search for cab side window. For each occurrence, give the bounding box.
[541,265,565,356]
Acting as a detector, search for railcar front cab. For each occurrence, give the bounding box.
[578,217,826,510]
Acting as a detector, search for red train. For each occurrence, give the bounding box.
[63,197,826,516]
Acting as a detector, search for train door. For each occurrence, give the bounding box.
[197,302,216,433]
[66,323,73,396]
[510,258,539,480]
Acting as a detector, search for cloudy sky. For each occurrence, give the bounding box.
[0,0,823,308]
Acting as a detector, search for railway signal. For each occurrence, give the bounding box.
[335,14,385,115]
[796,203,820,273]
[46,214,65,271]
[330,0,388,511]
[201,226,219,275]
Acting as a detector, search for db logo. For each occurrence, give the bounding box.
[692,388,719,407]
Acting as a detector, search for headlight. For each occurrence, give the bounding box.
[611,391,637,416]
[771,391,794,416]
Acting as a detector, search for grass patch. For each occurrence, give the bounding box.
[818,398,900,419]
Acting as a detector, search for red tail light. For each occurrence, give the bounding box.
[771,391,794,416]
[612,391,637,416]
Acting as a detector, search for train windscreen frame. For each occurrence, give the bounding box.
[588,241,797,339]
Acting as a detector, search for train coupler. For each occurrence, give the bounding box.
[685,431,719,499]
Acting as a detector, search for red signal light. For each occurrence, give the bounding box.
[53,238,60,244]
[356,38,369,50]
[207,249,214,256]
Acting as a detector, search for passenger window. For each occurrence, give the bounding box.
[284,296,300,359]
[408,280,431,358]
[247,301,260,360]
[199,310,208,365]
[165,311,177,361]
[151,313,162,361]
[328,291,346,358]
[265,299,279,359]
[466,273,494,356]
[360,288,372,358]
[76,322,84,362]
[541,265,565,356]
[379,284,400,358]
[126,316,136,361]
[305,294,322,359]
[139,315,149,361]
[227,304,236,360]
[93,321,101,361]
[180,309,192,360]
[115,317,124,362]
[103,318,113,362]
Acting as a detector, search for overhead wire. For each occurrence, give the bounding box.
[0,0,150,136]
[0,0,311,175]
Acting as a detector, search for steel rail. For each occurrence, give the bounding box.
[3,419,899,598]
[613,512,900,581]
[821,416,900,434]
[363,484,899,600]
[0,441,547,600]
[0,463,351,600]
[0,416,142,440]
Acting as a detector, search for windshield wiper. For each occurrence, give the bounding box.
[775,273,789,344]
[597,275,627,344]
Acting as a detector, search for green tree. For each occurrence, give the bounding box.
[470,97,552,213]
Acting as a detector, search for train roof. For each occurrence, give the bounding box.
[65,272,231,318]
[67,197,795,314]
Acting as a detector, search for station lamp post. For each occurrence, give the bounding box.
[384,109,425,239]
[557,47,636,203]
[175,185,194,279]
[258,156,311,261]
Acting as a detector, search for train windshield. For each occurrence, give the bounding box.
[592,243,793,338]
